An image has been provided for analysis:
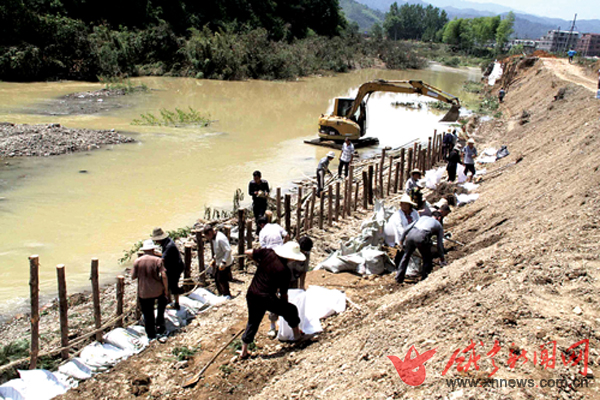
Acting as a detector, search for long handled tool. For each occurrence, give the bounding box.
[182,328,245,388]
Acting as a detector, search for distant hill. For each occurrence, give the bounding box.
[355,0,600,37]
[340,0,384,31]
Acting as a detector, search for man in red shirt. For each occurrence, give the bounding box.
[240,241,306,358]
[132,240,169,339]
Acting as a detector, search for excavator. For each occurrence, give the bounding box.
[317,80,461,142]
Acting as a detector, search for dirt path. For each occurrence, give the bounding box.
[542,58,597,92]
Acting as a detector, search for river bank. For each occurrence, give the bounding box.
[0,123,135,158]
[42,56,600,399]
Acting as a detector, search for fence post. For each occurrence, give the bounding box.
[285,193,291,235]
[29,255,39,369]
[368,164,374,204]
[296,186,303,238]
[56,264,69,360]
[319,191,325,230]
[379,149,386,197]
[91,258,102,342]
[116,275,124,328]
[387,155,393,196]
[276,187,281,224]
[335,181,340,222]
[348,164,354,217]
[354,181,359,211]
[399,148,406,194]
[328,185,333,226]
[374,163,379,198]
[309,187,316,230]
[194,230,206,286]
[413,142,419,170]
[407,148,413,180]
[184,244,192,290]
[427,137,433,169]
[238,209,245,271]
[362,170,368,209]
[245,220,253,251]
[343,177,349,218]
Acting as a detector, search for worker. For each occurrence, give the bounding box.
[446,143,462,182]
[442,129,455,158]
[461,139,478,183]
[241,242,307,359]
[290,236,313,290]
[405,169,422,195]
[498,88,506,103]
[395,212,447,284]
[151,227,184,310]
[132,240,169,340]
[338,137,354,178]
[567,49,576,64]
[317,151,335,197]
[248,171,270,234]
[258,212,289,249]
[203,225,233,298]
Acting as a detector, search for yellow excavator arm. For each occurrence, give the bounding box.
[317,79,461,142]
[344,79,460,118]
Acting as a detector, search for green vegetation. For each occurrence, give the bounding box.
[229,339,256,352]
[429,101,453,110]
[172,346,200,361]
[462,81,484,94]
[99,76,148,93]
[0,340,60,382]
[384,3,448,42]
[340,0,384,31]
[132,107,211,127]
[442,13,515,56]
[477,95,500,115]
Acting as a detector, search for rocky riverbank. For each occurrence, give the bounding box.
[0,122,135,158]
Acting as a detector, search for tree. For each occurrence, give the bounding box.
[370,22,384,41]
[495,12,515,52]
[383,2,402,41]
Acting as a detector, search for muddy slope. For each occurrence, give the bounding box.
[56,58,600,400]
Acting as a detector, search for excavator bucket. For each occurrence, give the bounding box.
[440,104,460,122]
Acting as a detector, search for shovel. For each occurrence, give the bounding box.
[440,104,461,122]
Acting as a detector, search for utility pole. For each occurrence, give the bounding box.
[562,14,577,54]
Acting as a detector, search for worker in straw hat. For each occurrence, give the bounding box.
[461,138,478,183]
[151,227,184,310]
[132,240,169,339]
[316,151,335,197]
[405,169,423,195]
[240,241,308,359]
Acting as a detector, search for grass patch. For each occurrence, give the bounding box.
[429,101,453,110]
[99,76,148,93]
[477,95,500,115]
[172,345,200,361]
[462,81,483,94]
[229,339,256,353]
[132,107,211,127]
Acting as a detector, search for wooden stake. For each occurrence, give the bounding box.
[368,165,374,204]
[379,148,386,197]
[427,137,433,169]
[348,164,354,217]
[91,258,102,342]
[309,187,316,229]
[394,161,400,194]
[56,264,69,360]
[354,180,359,211]
[362,170,368,209]
[417,144,422,172]
[319,190,325,230]
[296,186,302,238]
[237,209,245,270]
[184,244,193,291]
[412,142,418,169]
[335,181,340,222]
[387,155,393,196]
[374,163,379,198]
[284,193,291,235]
[343,177,349,218]
[276,187,281,224]
[116,275,124,329]
[328,185,333,226]
[245,220,252,251]
[398,148,405,193]
[406,148,413,185]
[194,230,206,286]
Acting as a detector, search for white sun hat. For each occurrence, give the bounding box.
[274,241,306,262]
[140,239,157,252]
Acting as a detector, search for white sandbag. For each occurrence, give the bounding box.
[475,168,486,176]
[58,358,92,380]
[79,342,129,372]
[178,296,210,313]
[14,370,68,400]
[315,251,361,274]
[456,193,480,206]
[52,371,78,389]
[0,382,26,400]
[482,147,497,157]
[188,288,227,306]
[358,247,389,275]
[405,255,422,278]
[460,182,479,192]
[103,327,147,355]
[383,211,399,246]
[277,289,322,341]
[304,286,346,320]
[456,164,467,183]
[424,167,446,189]
[476,155,496,164]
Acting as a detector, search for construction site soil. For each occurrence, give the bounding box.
[41,58,600,398]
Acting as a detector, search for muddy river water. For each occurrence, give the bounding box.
[0,65,480,318]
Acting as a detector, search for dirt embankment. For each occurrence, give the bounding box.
[0,122,135,158]
[50,58,600,399]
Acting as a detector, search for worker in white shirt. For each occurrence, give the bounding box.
[338,137,354,178]
[203,225,233,298]
[258,211,289,249]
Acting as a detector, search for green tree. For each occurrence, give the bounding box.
[495,12,515,53]
[383,2,402,40]
[370,22,384,41]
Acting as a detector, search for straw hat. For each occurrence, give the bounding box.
[467,138,475,144]
[410,169,422,176]
[140,239,157,252]
[150,227,168,241]
[326,151,335,158]
[400,194,417,207]
[274,241,306,262]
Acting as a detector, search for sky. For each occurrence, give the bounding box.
[467,0,600,20]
